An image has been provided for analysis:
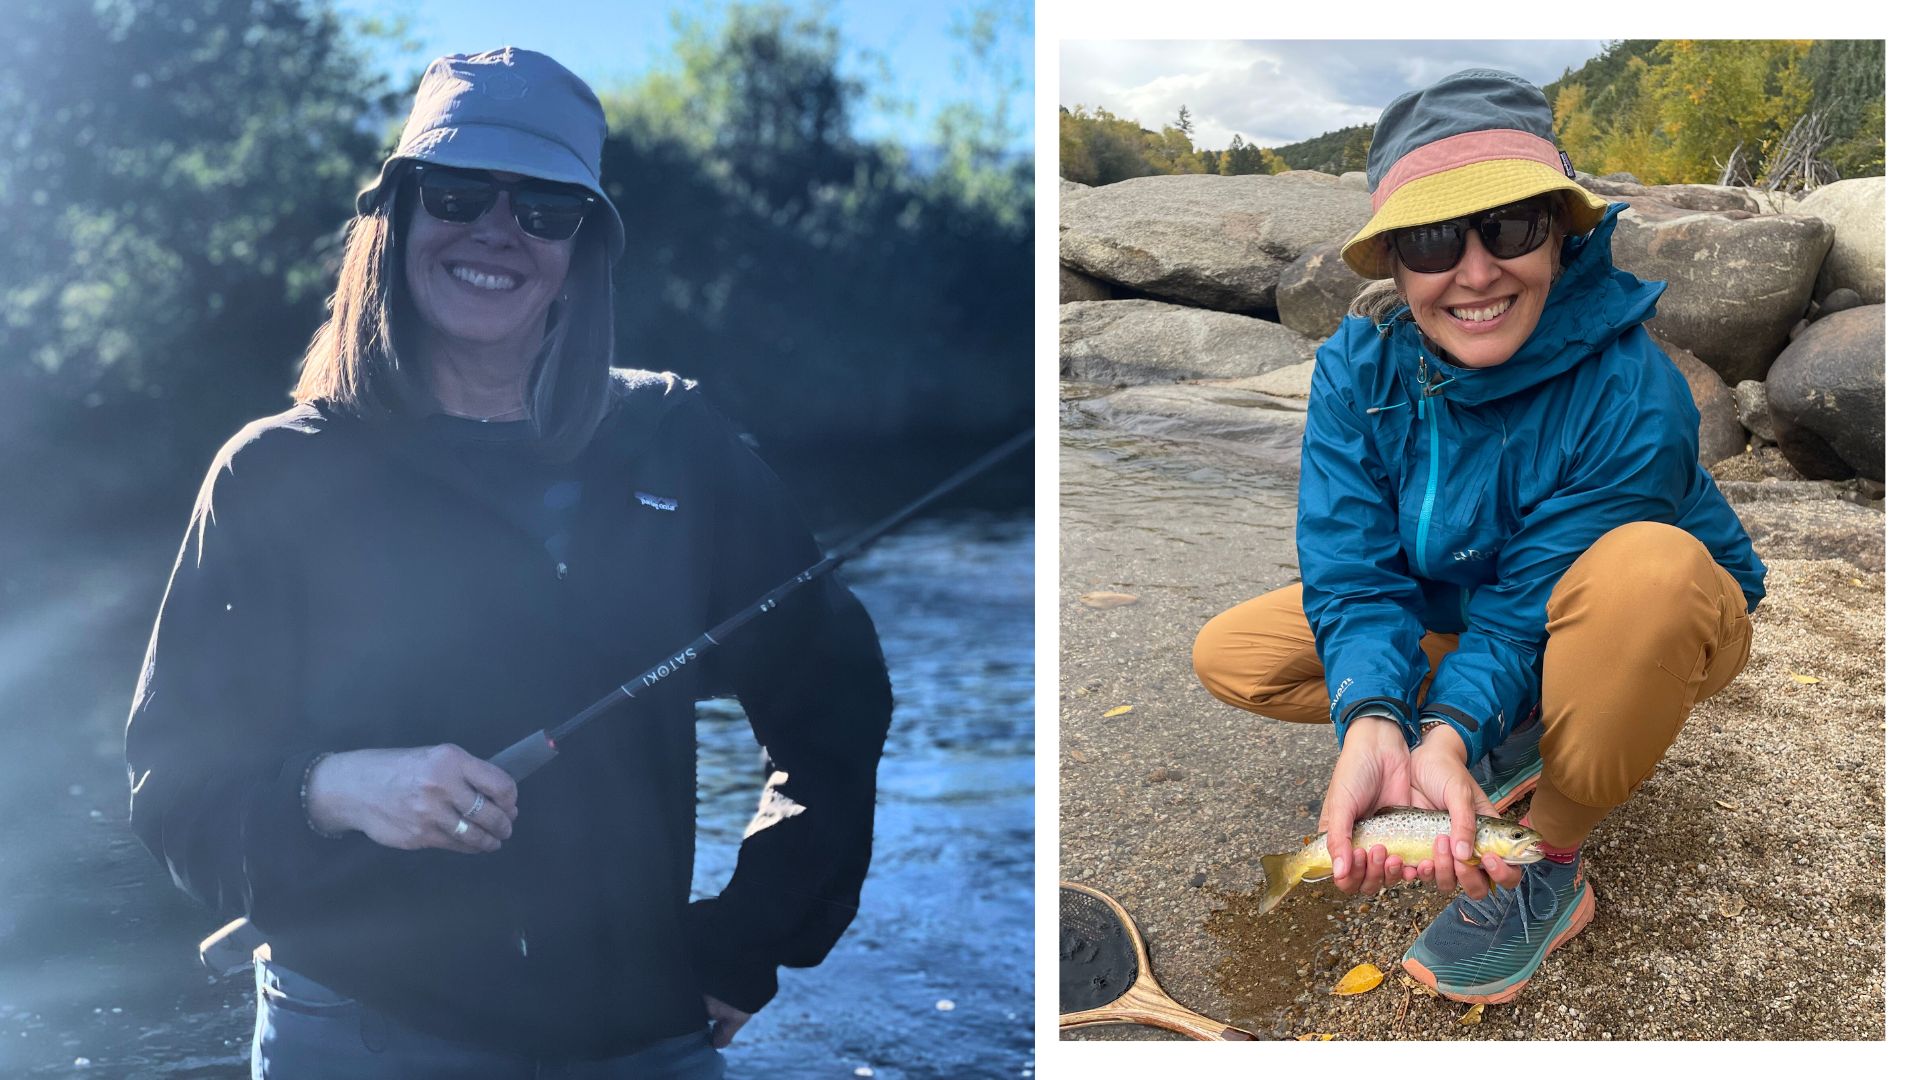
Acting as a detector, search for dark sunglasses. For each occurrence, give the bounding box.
[1389,195,1556,274]
[411,164,597,242]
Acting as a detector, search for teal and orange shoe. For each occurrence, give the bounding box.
[1401,855,1594,1004]
[1476,708,1543,814]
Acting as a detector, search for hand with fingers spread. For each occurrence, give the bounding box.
[304,744,520,854]
[1318,714,1420,896]
[1404,724,1524,899]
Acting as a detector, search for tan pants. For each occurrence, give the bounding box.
[1191,523,1753,847]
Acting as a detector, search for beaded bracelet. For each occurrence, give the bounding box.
[299,751,345,840]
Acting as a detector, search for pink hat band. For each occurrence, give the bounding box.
[1372,128,1567,212]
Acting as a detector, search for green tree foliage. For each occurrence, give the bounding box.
[1058,110,1285,183]
[1803,40,1884,176]
[1642,40,1813,183]
[4,0,1033,502]
[1547,38,1881,184]
[1057,106,1158,185]
[0,0,395,470]
[1269,123,1372,176]
[598,2,1032,446]
[1221,134,1267,175]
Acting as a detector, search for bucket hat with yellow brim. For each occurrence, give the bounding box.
[1340,68,1611,280]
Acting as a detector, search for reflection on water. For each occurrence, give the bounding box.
[0,513,1032,1078]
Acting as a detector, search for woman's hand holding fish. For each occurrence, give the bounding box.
[1320,715,1418,895]
[1407,726,1522,900]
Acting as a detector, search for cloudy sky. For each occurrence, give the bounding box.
[1060,40,1611,151]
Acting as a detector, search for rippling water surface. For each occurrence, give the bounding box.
[0,508,1032,1078]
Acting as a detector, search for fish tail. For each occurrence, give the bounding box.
[1257,853,1305,914]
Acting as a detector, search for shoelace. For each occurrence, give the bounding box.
[1460,864,1562,945]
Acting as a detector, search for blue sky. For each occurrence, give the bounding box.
[1060,40,1613,150]
[334,0,1034,150]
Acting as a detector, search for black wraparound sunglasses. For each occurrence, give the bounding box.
[411,164,598,242]
[1388,195,1556,274]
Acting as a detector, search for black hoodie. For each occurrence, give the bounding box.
[126,370,892,1058]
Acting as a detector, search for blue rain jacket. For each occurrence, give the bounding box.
[1299,204,1766,765]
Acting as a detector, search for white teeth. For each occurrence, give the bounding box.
[449,264,519,291]
[1448,297,1514,322]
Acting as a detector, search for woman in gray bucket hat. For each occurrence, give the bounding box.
[1192,69,1764,1005]
[127,48,891,1077]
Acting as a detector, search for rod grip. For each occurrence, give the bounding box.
[198,917,267,976]
[490,730,559,781]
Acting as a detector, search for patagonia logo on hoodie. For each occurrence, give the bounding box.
[634,491,678,512]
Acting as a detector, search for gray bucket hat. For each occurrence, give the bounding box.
[356,47,626,260]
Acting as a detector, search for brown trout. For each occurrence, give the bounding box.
[1257,808,1544,913]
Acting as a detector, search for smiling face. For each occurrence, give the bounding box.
[1391,203,1562,370]
[402,170,576,358]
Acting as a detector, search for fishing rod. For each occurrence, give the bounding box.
[198,427,1034,974]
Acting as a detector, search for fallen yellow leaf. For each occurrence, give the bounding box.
[1789,673,1820,685]
[1459,1002,1485,1025]
[1851,578,1864,587]
[1103,705,1133,718]
[1080,591,1140,609]
[1331,963,1384,996]
[1295,1033,1338,1040]
[1716,799,1741,811]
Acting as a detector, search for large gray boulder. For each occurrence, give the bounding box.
[1272,241,1370,339]
[1611,202,1832,384]
[1650,334,1747,466]
[1765,304,1885,482]
[1061,178,1093,209]
[1059,300,1315,384]
[1071,384,1308,467]
[1059,173,1374,313]
[1338,171,1370,191]
[1796,177,1885,303]
[1061,266,1113,303]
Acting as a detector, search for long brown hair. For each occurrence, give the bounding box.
[293,173,616,461]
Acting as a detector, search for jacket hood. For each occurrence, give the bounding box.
[1385,202,1663,406]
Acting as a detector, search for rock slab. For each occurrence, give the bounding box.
[1060,173,1374,313]
[1060,300,1315,384]
[1072,384,1307,468]
[1061,266,1113,303]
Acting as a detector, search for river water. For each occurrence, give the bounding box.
[0,500,1033,1078]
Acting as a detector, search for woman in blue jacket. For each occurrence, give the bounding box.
[1192,69,1764,1004]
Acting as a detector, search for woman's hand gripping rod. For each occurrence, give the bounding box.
[198,428,1033,974]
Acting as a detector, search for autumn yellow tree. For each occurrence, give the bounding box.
[1551,82,1604,174]
[1642,39,1813,183]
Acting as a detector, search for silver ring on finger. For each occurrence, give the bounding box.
[453,818,471,838]
[463,794,487,819]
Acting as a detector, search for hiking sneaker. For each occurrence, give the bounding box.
[1474,707,1543,814]
[1401,855,1594,1005]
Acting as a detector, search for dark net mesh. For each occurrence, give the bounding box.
[1059,885,1139,1014]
